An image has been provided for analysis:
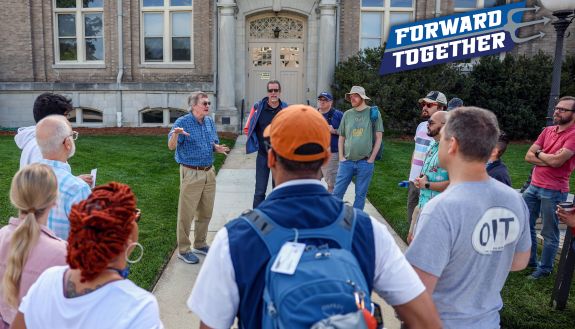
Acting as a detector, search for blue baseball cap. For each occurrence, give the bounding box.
[317,92,333,101]
[447,97,464,111]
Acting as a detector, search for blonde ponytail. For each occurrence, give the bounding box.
[1,164,57,307]
[2,212,41,307]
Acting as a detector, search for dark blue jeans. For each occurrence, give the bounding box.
[332,159,374,210]
[253,152,274,208]
[523,184,568,273]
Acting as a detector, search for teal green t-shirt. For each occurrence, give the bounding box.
[338,106,384,160]
[418,140,449,208]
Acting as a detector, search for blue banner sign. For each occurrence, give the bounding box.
[380,2,549,75]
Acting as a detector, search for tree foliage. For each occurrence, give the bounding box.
[332,49,575,140]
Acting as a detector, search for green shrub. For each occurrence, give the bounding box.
[333,49,575,139]
[332,47,470,134]
[466,53,552,140]
[561,55,575,97]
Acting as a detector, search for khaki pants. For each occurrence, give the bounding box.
[177,165,216,253]
[407,205,421,244]
[407,182,419,224]
[321,152,339,192]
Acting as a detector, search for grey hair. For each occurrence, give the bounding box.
[187,91,208,109]
[36,115,72,157]
[442,107,500,162]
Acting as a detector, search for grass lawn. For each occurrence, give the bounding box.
[369,138,575,329]
[0,135,234,291]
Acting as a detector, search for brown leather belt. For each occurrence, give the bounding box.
[181,164,212,171]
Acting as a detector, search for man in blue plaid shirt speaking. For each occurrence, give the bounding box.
[168,92,230,264]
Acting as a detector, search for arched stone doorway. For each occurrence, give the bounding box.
[246,13,306,107]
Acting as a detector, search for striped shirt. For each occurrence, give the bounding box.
[169,114,219,167]
[40,159,91,240]
[409,121,433,181]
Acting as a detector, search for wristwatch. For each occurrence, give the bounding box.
[425,182,430,189]
[535,150,542,158]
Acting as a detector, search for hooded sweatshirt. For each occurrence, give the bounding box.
[14,126,42,169]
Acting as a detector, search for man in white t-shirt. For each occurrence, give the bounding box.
[188,105,441,329]
[406,107,531,329]
[407,91,447,224]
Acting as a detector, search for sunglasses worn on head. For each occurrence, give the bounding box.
[268,89,280,93]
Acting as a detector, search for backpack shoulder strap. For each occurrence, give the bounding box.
[296,204,356,250]
[241,204,357,253]
[241,209,295,255]
[370,106,378,122]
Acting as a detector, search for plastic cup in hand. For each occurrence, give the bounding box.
[559,202,575,213]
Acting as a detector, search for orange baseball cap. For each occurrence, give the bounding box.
[263,105,331,162]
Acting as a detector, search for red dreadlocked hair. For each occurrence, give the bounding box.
[67,182,138,282]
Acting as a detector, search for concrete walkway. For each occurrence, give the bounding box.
[152,135,407,329]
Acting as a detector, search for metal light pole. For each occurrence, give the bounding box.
[539,0,575,311]
[540,0,575,125]
[545,10,574,125]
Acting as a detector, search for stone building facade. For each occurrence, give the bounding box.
[0,0,571,132]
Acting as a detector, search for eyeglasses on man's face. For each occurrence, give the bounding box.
[554,107,575,113]
[422,102,438,108]
[263,139,272,152]
[318,97,331,102]
[201,101,211,106]
[428,119,445,125]
[63,131,78,144]
[268,88,280,93]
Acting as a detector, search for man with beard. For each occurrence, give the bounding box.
[523,96,575,279]
[332,86,383,210]
[35,115,91,240]
[406,107,530,328]
[406,91,447,224]
[407,111,449,244]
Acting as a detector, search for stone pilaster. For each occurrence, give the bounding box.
[317,0,338,95]
[216,0,238,133]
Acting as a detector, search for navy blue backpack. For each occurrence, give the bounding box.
[242,205,373,329]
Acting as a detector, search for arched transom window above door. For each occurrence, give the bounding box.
[249,16,304,40]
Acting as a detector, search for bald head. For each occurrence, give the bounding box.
[432,111,447,122]
[36,115,73,160]
[427,111,447,139]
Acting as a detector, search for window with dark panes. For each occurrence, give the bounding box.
[170,109,187,123]
[82,108,103,123]
[54,0,104,63]
[141,0,193,63]
[142,109,164,124]
[140,108,187,125]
